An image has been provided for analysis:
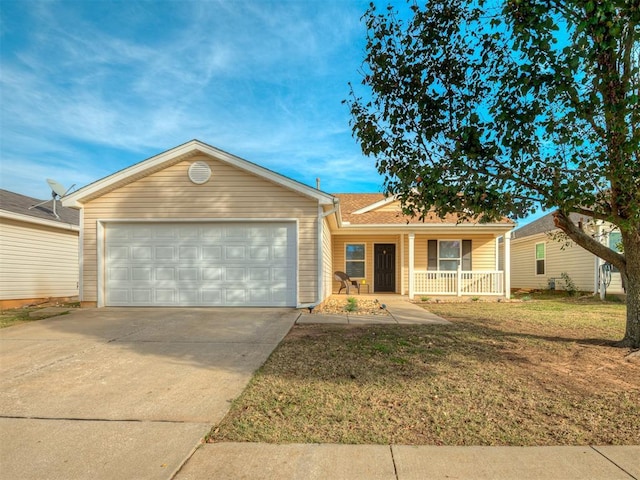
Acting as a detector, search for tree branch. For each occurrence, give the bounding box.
[553,210,626,272]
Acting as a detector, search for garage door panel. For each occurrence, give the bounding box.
[109,289,130,304]
[202,289,222,304]
[132,246,152,259]
[225,289,246,304]
[178,268,198,281]
[132,267,152,281]
[155,246,175,260]
[250,268,270,281]
[225,246,246,260]
[202,267,222,280]
[109,267,129,281]
[203,246,222,260]
[179,246,198,259]
[105,222,296,307]
[108,246,129,260]
[132,290,152,303]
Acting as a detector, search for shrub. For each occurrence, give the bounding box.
[560,272,578,297]
[344,297,358,312]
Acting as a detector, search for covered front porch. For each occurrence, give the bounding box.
[330,230,512,299]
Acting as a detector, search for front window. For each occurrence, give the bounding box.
[535,242,545,275]
[439,240,461,271]
[346,244,365,277]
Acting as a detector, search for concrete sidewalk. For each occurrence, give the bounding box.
[296,295,450,325]
[175,443,640,479]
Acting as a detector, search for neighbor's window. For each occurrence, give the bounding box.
[535,242,545,275]
[439,240,461,271]
[608,231,622,272]
[609,232,622,253]
[345,244,365,277]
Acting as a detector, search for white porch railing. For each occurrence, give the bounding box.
[413,269,504,296]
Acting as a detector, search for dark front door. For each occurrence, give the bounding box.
[374,244,396,292]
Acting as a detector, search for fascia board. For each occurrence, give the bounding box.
[61,141,198,207]
[0,210,80,232]
[332,223,514,235]
[351,195,397,214]
[197,143,335,205]
[62,140,335,207]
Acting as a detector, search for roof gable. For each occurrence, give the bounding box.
[511,211,591,240]
[334,193,513,227]
[62,140,335,207]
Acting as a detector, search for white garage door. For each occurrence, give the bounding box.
[105,222,296,306]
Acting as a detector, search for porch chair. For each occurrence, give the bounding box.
[334,271,361,295]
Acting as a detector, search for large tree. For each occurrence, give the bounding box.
[346,0,640,347]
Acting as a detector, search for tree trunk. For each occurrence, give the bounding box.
[621,232,640,349]
[554,211,639,348]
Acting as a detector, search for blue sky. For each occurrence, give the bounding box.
[1,0,385,198]
[0,0,544,226]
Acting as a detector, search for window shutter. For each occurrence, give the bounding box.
[462,240,472,271]
[428,240,438,270]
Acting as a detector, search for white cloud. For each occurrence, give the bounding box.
[1,0,381,197]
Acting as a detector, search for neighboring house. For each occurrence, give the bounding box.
[508,211,624,295]
[61,140,514,308]
[0,189,80,308]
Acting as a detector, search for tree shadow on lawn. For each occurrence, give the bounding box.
[214,321,640,446]
[271,321,638,388]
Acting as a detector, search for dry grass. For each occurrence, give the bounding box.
[210,297,640,446]
[0,302,79,328]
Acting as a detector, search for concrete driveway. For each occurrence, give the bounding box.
[0,307,298,480]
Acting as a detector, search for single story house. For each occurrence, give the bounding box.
[508,211,624,295]
[0,189,80,308]
[62,140,514,308]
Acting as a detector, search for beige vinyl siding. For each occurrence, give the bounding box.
[0,218,78,300]
[332,235,401,293]
[81,155,319,304]
[321,216,333,301]
[511,232,596,292]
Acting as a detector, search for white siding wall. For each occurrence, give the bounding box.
[0,218,79,300]
[81,155,319,305]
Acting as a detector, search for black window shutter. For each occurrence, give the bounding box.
[428,240,438,270]
[462,240,472,271]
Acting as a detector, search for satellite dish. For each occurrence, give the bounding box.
[29,178,76,219]
[47,178,70,198]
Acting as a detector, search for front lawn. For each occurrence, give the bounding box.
[209,297,639,446]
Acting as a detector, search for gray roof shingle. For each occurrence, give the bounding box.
[0,189,79,226]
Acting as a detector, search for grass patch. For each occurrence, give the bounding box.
[0,303,79,328]
[210,298,639,446]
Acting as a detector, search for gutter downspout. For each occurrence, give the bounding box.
[298,200,339,309]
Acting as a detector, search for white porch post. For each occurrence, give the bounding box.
[408,232,415,299]
[504,231,511,299]
[400,233,406,295]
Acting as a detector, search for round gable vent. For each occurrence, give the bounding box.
[188,161,212,184]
